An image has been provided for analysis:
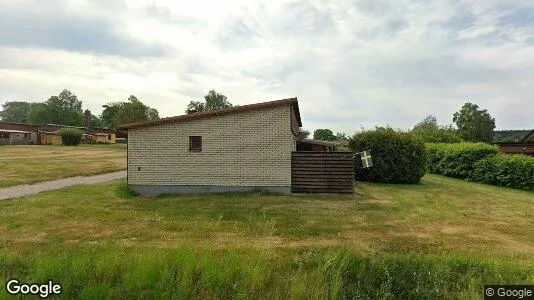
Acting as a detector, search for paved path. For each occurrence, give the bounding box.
[0,171,127,200]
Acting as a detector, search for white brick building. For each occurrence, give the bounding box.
[119,98,302,195]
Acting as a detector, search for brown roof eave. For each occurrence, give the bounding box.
[118,97,301,130]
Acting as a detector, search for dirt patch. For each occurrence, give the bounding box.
[13,232,47,243]
[365,199,393,205]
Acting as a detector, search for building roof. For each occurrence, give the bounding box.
[0,121,114,133]
[299,139,338,147]
[118,97,301,130]
[0,129,30,133]
[522,130,534,142]
[37,130,60,134]
[0,121,41,127]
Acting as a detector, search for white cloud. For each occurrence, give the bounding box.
[1,0,533,133]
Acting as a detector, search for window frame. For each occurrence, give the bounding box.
[189,136,202,152]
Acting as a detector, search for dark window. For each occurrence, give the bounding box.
[108,134,112,140]
[189,136,202,151]
[0,133,8,139]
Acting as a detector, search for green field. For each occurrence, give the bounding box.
[1,175,533,298]
[0,144,126,187]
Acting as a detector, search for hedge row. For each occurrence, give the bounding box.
[471,154,534,190]
[426,143,499,178]
[427,142,534,190]
[349,128,426,184]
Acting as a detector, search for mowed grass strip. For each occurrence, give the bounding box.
[0,174,533,297]
[0,144,126,187]
[2,175,532,258]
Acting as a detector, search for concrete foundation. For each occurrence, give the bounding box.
[130,185,292,195]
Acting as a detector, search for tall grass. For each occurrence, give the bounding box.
[1,247,533,299]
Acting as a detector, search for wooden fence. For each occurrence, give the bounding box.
[291,152,354,194]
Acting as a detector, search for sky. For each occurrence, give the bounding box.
[0,0,533,133]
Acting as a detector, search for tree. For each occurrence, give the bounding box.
[453,103,496,143]
[28,103,51,124]
[313,129,336,141]
[411,115,462,143]
[186,90,233,114]
[0,101,32,123]
[335,132,348,140]
[493,130,532,143]
[45,89,84,126]
[91,114,104,128]
[101,102,122,129]
[412,115,439,133]
[115,96,160,126]
[296,128,310,141]
[27,90,84,126]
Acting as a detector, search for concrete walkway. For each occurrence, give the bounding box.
[0,171,127,200]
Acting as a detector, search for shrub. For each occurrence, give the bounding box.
[349,127,426,184]
[426,143,498,178]
[414,129,463,143]
[470,154,534,190]
[115,183,137,198]
[335,146,350,152]
[59,128,83,146]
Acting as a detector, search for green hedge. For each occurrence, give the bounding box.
[414,130,463,144]
[470,154,534,190]
[426,143,499,178]
[349,128,426,184]
[59,128,83,146]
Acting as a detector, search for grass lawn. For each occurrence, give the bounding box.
[0,144,126,187]
[1,174,533,298]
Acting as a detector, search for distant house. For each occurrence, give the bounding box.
[0,122,41,145]
[119,98,303,195]
[0,120,116,145]
[0,129,33,145]
[297,139,337,151]
[497,130,534,156]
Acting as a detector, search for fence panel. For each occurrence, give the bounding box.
[291,152,354,194]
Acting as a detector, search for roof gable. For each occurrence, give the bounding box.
[523,130,534,142]
[118,97,301,130]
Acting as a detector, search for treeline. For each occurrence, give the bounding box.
[0,89,236,129]
[494,130,531,143]
[0,89,159,129]
[307,102,531,144]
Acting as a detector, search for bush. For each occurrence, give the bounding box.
[59,128,83,146]
[414,129,463,143]
[426,143,498,178]
[349,127,426,183]
[115,183,137,198]
[470,154,534,190]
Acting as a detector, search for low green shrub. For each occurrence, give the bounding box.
[415,130,463,143]
[470,154,534,190]
[115,183,137,198]
[58,128,83,146]
[426,143,499,178]
[349,127,426,183]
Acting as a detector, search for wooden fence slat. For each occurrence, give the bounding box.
[291,152,354,194]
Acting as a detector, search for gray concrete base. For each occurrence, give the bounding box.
[130,184,292,195]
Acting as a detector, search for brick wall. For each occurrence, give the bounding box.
[128,104,296,187]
